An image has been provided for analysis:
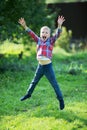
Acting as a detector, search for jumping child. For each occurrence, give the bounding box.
[18,15,65,110]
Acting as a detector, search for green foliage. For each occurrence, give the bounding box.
[0,0,52,43]
[55,27,72,51]
[68,62,84,75]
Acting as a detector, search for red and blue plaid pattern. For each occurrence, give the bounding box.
[27,28,61,59]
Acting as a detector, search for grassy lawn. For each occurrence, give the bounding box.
[0,42,87,130]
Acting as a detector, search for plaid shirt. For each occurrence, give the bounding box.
[26,28,62,59]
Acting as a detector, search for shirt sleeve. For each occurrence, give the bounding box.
[51,28,62,45]
[25,27,39,43]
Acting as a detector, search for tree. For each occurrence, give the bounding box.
[0,0,52,43]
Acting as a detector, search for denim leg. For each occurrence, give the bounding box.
[27,64,44,96]
[44,63,63,100]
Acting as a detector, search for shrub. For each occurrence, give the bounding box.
[55,27,72,51]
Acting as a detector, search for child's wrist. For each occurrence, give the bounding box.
[58,24,61,29]
[24,26,28,30]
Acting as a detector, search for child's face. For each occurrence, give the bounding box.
[40,27,50,42]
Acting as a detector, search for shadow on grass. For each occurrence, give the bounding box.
[0,54,37,73]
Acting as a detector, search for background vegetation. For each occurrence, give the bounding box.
[0,0,55,43]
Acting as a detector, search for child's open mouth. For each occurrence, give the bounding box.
[42,36,47,40]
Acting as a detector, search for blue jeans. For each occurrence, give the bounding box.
[27,63,63,100]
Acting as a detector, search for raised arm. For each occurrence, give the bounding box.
[51,15,65,44]
[18,18,39,43]
[57,15,65,29]
[18,17,28,30]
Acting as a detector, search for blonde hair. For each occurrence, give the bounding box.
[40,26,51,34]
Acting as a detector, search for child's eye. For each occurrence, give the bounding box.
[46,32,48,34]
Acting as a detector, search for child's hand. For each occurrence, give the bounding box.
[18,18,27,29]
[57,16,65,26]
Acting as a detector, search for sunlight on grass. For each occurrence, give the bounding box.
[67,102,87,115]
[1,110,87,130]
[0,101,87,130]
[1,115,65,130]
[0,40,24,55]
[0,40,37,58]
[0,115,79,130]
[53,46,71,56]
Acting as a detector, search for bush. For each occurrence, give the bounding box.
[55,27,72,51]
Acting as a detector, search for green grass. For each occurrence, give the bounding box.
[0,42,87,130]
